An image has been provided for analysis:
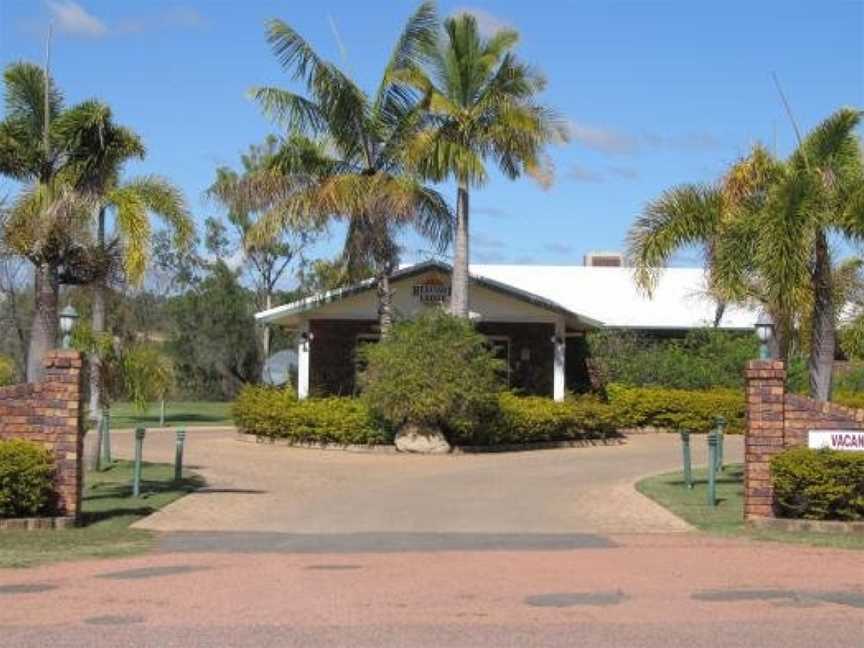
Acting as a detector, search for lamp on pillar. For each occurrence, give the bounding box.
[59,305,79,350]
[755,311,774,360]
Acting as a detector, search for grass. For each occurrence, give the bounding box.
[104,401,232,430]
[0,461,203,568]
[637,463,864,550]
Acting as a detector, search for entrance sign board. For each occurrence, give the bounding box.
[808,430,864,452]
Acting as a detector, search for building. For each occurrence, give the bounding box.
[255,259,759,402]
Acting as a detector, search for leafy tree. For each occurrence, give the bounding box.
[208,136,319,360]
[121,344,174,414]
[395,11,567,317]
[212,1,453,336]
[167,261,260,399]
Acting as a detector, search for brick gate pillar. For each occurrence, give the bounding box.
[743,360,786,519]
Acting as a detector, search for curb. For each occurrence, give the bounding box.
[0,516,76,531]
[235,433,625,454]
[748,516,864,536]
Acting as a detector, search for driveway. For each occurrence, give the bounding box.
[108,430,741,537]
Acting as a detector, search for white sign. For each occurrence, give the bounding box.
[808,430,864,452]
[412,277,451,305]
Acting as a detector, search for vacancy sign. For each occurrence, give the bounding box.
[808,430,864,452]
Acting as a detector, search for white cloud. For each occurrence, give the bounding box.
[48,0,107,38]
[568,121,639,155]
[568,120,721,156]
[451,6,512,37]
[567,164,639,183]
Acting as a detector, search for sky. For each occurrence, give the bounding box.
[1,0,862,282]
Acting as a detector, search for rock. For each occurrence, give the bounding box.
[394,424,451,454]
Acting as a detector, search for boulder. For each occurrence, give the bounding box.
[394,424,451,454]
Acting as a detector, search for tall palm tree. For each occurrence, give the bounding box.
[394,12,568,317]
[0,62,105,380]
[58,103,192,439]
[213,1,453,336]
[629,108,864,400]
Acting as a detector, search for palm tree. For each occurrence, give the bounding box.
[629,108,864,400]
[0,62,104,380]
[60,104,192,442]
[394,12,567,317]
[213,1,453,336]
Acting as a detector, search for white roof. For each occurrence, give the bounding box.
[471,264,759,330]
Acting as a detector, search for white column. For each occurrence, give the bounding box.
[297,322,310,400]
[553,317,566,402]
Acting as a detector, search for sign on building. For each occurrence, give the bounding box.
[412,276,451,305]
[808,430,864,452]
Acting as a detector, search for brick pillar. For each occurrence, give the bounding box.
[743,360,786,519]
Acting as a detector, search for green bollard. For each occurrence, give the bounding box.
[174,429,186,482]
[714,415,726,472]
[100,407,112,467]
[707,430,718,507]
[132,427,146,497]
[680,430,693,489]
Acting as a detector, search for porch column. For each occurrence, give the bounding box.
[297,322,310,400]
[553,317,566,402]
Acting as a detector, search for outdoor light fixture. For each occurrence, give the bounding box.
[59,305,79,350]
[755,311,774,360]
[300,331,315,343]
[550,335,564,346]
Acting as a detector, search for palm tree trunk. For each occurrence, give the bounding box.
[26,262,59,382]
[450,181,470,318]
[712,301,726,328]
[377,269,393,338]
[87,207,108,469]
[809,230,835,400]
[258,292,272,381]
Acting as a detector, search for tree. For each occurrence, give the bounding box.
[208,136,318,361]
[629,109,864,400]
[213,1,453,336]
[395,11,567,317]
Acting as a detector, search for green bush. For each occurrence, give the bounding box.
[454,393,618,445]
[606,384,745,433]
[232,385,391,445]
[833,390,864,410]
[771,447,864,520]
[0,439,55,518]
[587,329,759,390]
[0,355,14,386]
[359,311,503,436]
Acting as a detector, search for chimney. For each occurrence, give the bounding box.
[584,251,625,267]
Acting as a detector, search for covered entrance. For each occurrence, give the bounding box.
[256,261,602,401]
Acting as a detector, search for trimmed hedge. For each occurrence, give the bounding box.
[232,385,392,445]
[451,393,618,446]
[606,384,745,433]
[771,447,864,521]
[0,439,55,518]
[832,390,864,410]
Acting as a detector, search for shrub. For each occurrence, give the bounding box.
[587,329,759,390]
[0,439,55,518]
[0,355,14,386]
[454,393,618,445]
[606,384,745,433]
[232,385,391,445]
[359,311,503,436]
[771,447,864,520]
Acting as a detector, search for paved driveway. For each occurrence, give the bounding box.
[109,430,741,536]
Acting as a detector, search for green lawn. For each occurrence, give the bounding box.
[637,464,864,550]
[0,461,203,568]
[104,401,232,430]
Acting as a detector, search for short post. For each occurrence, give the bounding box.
[100,406,112,467]
[707,430,718,507]
[680,430,693,489]
[174,429,186,482]
[160,399,166,427]
[714,415,726,472]
[132,427,146,497]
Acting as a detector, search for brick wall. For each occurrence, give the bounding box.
[744,359,864,519]
[0,350,86,518]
